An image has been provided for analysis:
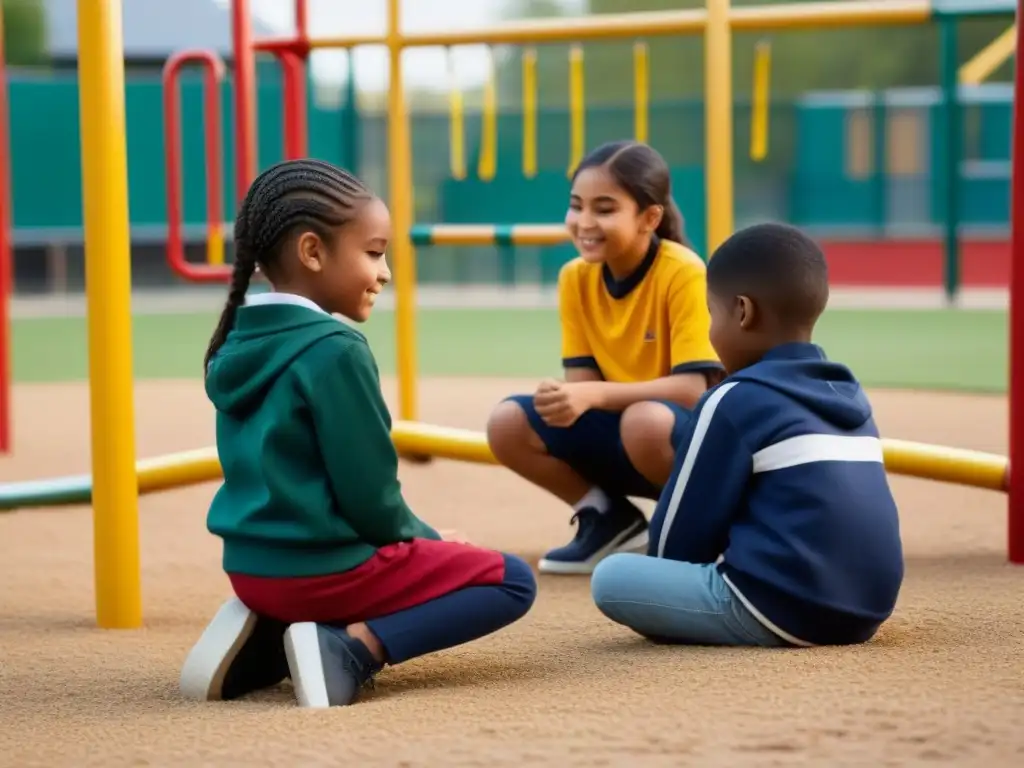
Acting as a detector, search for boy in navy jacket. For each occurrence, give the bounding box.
[591,222,904,647]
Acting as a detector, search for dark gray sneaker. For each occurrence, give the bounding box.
[284,623,382,708]
[179,598,289,702]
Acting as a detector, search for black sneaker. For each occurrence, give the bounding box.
[284,623,383,708]
[538,497,649,575]
[179,598,289,701]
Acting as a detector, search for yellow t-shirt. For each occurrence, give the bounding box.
[558,237,722,383]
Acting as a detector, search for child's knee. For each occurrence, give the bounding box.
[486,397,544,456]
[500,553,538,617]
[621,401,675,447]
[590,553,644,621]
[620,402,677,481]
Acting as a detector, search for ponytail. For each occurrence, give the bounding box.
[655,198,689,247]
[203,244,256,372]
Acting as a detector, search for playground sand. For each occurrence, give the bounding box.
[1,378,1022,767]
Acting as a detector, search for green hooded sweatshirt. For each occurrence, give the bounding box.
[204,293,440,578]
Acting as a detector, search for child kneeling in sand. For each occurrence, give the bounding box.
[591,222,904,647]
[178,159,536,708]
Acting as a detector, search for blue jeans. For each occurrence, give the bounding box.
[590,553,790,647]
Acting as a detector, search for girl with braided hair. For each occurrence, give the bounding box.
[179,159,536,709]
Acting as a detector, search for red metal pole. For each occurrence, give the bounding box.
[278,50,308,159]
[231,0,258,204]
[162,51,232,283]
[0,7,12,454]
[281,0,310,159]
[1009,1,1024,564]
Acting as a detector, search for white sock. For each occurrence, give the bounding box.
[573,486,610,514]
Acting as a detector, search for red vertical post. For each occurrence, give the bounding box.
[0,6,12,454]
[281,0,309,160]
[1009,1,1024,564]
[231,0,258,203]
[279,51,308,159]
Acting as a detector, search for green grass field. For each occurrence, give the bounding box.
[11,308,1009,393]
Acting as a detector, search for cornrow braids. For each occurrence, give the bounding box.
[203,159,372,371]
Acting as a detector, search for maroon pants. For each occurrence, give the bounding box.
[229,538,507,625]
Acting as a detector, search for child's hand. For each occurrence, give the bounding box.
[439,529,471,544]
[534,381,600,427]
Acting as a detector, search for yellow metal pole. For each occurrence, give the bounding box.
[447,48,466,180]
[206,224,225,266]
[750,40,771,162]
[387,0,418,421]
[633,41,649,143]
[76,0,141,629]
[959,24,1017,85]
[567,43,585,177]
[705,0,734,255]
[522,48,537,178]
[477,49,498,181]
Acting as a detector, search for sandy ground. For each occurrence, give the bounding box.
[1,377,1023,767]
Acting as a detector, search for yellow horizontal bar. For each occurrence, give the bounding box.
[130,424,498,490]
[511,224,572,245]
[136,427,1008,496]
[298,1,930,51]
[421,224,571,246]
[731,0,931,31]
[137,446,222,492]
[393,422,500,465]
[959,24,1017,85]
[5,422,1008,509]
[882,438,1008,492]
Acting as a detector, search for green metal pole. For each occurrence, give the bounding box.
[939,14,961,304]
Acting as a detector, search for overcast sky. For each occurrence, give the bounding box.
[226,0,584,92]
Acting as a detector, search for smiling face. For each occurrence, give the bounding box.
[564,166,662,267]
[295,196,392,322]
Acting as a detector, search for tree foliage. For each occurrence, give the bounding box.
[3,0,47,66]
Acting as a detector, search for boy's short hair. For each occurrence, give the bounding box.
[706,222,829,328]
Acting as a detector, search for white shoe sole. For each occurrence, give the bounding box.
[538,528,649,575]
[179,598,257,701]
[284,623,332,709]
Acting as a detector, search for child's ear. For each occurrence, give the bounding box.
[737,295,756,329]
[297,232,324,273]
[642,204,664,234]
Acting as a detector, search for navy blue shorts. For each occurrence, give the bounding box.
[506,394,691,500]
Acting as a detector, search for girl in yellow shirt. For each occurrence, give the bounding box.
[487,141,724,575]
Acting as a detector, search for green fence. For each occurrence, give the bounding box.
[5,70,1013,288]
[8,64,356,238]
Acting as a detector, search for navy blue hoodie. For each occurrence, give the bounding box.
[647,342,904,646]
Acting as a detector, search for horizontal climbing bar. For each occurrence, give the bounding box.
[0,424,1008,512]
[409,224,569,247]
[731,0,930,30]
[883,438,1008,491]
[0,446,223,511]
[256,1,936,52]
